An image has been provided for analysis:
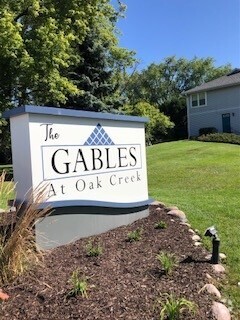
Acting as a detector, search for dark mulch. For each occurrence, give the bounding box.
[0,205,217,319]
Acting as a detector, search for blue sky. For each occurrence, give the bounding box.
[114,0,240,70]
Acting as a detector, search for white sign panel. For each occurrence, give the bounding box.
[6,106,149,208]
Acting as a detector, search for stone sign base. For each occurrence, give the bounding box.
[35,205,149,250]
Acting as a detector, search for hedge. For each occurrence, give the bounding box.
[198,133,240,145]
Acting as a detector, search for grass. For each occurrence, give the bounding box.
[147,140,240,317]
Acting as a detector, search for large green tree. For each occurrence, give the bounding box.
[62,4,135,112]
[0,0,134,111]
[125,56,232,138]
[0,0,89,109]
[0,0,134,162]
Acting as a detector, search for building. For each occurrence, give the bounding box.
[184,69,240,138]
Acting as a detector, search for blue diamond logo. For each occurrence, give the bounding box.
[84,124,114,146]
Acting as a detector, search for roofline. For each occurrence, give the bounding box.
[183,81,240,95]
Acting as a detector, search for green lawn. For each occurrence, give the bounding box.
[0,164,13,176]
[0,165,14,209]
[147,140,240,316]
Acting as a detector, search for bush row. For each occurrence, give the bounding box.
[198,133,240,145]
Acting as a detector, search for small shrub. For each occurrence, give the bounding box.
[199,127,218,136]
[154,221,167,229]
[127,228,142,242]
[156,251,178,275]
[67,269,88,298]
[86,241,103,257]
[157,293,197,320]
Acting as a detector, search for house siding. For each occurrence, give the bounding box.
[187,85,240,137]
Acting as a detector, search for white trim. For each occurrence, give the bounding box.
[190,106,240,116]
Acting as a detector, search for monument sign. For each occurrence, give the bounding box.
[4,106,151,248]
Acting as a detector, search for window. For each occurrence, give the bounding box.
[192,94,198,107]
[199,92,206,106]
[191,92,207,107]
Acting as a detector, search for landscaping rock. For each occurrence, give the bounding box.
[212,301,231,320]
[180,222,191,227]
[194,241,202,246]
[212,264,225,274]
[205,254,212,261]
[201,284,221,298]
[150,201,165,208]
[188,228,195,234]
[206,273,213,280]
[0,289,9,301]
[167,209,187,222]
[166,206,179,212]
[8,206,16,213]
[192,234,201,241]
[219,253,226,260]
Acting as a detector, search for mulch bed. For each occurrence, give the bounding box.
[0,205,217,319]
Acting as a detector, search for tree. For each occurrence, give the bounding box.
[63,7,135,112]
[0,0,134,112]
[125,56,232,139]
[0,0,135,162]
[0,0,88,109]
[122,102,174,145]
